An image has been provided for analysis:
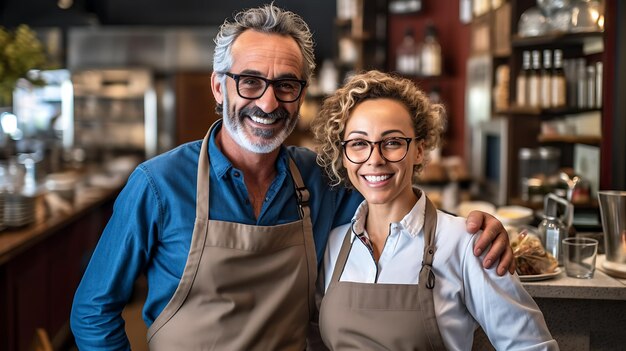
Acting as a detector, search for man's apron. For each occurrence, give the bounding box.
[319,196,446,350]
[147,124,317,350]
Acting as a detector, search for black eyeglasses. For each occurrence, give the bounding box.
[340,137,419,164]
[223,72,307,103]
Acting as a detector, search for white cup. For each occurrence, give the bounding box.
[562,237,598,279]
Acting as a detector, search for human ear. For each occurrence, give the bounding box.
[414,140,425,165]
[211,71,224,105]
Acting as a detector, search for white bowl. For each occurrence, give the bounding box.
[495,206,534,226]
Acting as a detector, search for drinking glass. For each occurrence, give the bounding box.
[562,237,598,279]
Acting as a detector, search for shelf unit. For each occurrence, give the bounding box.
[469,0,610,206]
[334,0,387,74]
[71,69,158,163]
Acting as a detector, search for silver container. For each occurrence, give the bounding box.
[597,191,626,272]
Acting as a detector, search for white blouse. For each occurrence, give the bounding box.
[323,193,559,351]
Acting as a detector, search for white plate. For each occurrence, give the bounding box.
[519,268,562,282]
[601,261,626,279]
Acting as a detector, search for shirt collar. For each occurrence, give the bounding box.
[207,119,290,179]
[208,120,231,179]
[349,188,426,243]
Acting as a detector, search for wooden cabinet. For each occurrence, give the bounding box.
[0,196,115,351]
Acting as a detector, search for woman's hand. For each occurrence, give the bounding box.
[466,211,516,276]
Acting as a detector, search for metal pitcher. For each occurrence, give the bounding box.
[598,191,626,272]
[540,193,574,265]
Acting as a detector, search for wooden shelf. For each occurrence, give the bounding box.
[511,31,604,48]
[496,106,602,118]
[538,134,602,145]
[510,197,599,210]
[339,32,373,41]
[334,18,352,27]
[399,74,454,81]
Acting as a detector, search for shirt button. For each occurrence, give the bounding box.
[265,197,269,202]
[233,171,240,178]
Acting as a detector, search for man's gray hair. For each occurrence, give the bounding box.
[213,3,316,81]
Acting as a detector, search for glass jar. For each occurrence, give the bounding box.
[539,146,561,178]
[518,7,550,37]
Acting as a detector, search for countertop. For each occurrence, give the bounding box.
[521,254,626,300]
[0,185,120,265]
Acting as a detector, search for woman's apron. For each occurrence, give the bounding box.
[319,197,446,350]
[147,124,317,350]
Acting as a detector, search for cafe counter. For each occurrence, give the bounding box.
[473,255,626,350]
[0,186,120,351]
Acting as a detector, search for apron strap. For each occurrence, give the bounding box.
[288,158,310,220]
[420,198,437,290]
[330,224,354,284]
[287,157,316,318]
[419,196,447,351]
[195,120,221,220]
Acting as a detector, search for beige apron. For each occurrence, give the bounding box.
[147,124,317,350]
[319,196,446,351]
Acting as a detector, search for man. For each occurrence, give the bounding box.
[70,4,514,350]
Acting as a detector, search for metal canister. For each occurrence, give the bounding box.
[539,147,561,178]
[519,148,540,201]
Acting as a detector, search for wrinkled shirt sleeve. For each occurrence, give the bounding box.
[70,167,159,350]
[462,235,559,351]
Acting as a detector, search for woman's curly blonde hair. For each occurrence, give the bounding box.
[311,70,446,188]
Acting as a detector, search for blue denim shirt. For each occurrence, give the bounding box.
[70,122,363,350]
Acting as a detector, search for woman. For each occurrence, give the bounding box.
[310,70,558,350]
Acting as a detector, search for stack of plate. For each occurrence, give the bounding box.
[3,193,36,228]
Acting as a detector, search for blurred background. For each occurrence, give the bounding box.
[1,0,625,350]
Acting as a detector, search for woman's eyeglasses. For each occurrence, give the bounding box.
[340,137,419,164]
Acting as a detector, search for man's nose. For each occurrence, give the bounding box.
[255,84,280,113]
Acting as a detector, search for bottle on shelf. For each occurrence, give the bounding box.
[428,85,442,104]
[564,58,578,108]
[576,58,587,109]
[541,50,552,109]
[551,49,567,108]
[587,64,596,109]
[420,23,442,77]
[336,0,356,20]
[528,50,541,108]
[338,37,358,65]
[319,59,339,95]
[516,50,531,107]
[595,61,603,108]
[494,64,510,111]
[396,27,419,75]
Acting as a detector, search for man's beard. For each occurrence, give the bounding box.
[220,91,299,154]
